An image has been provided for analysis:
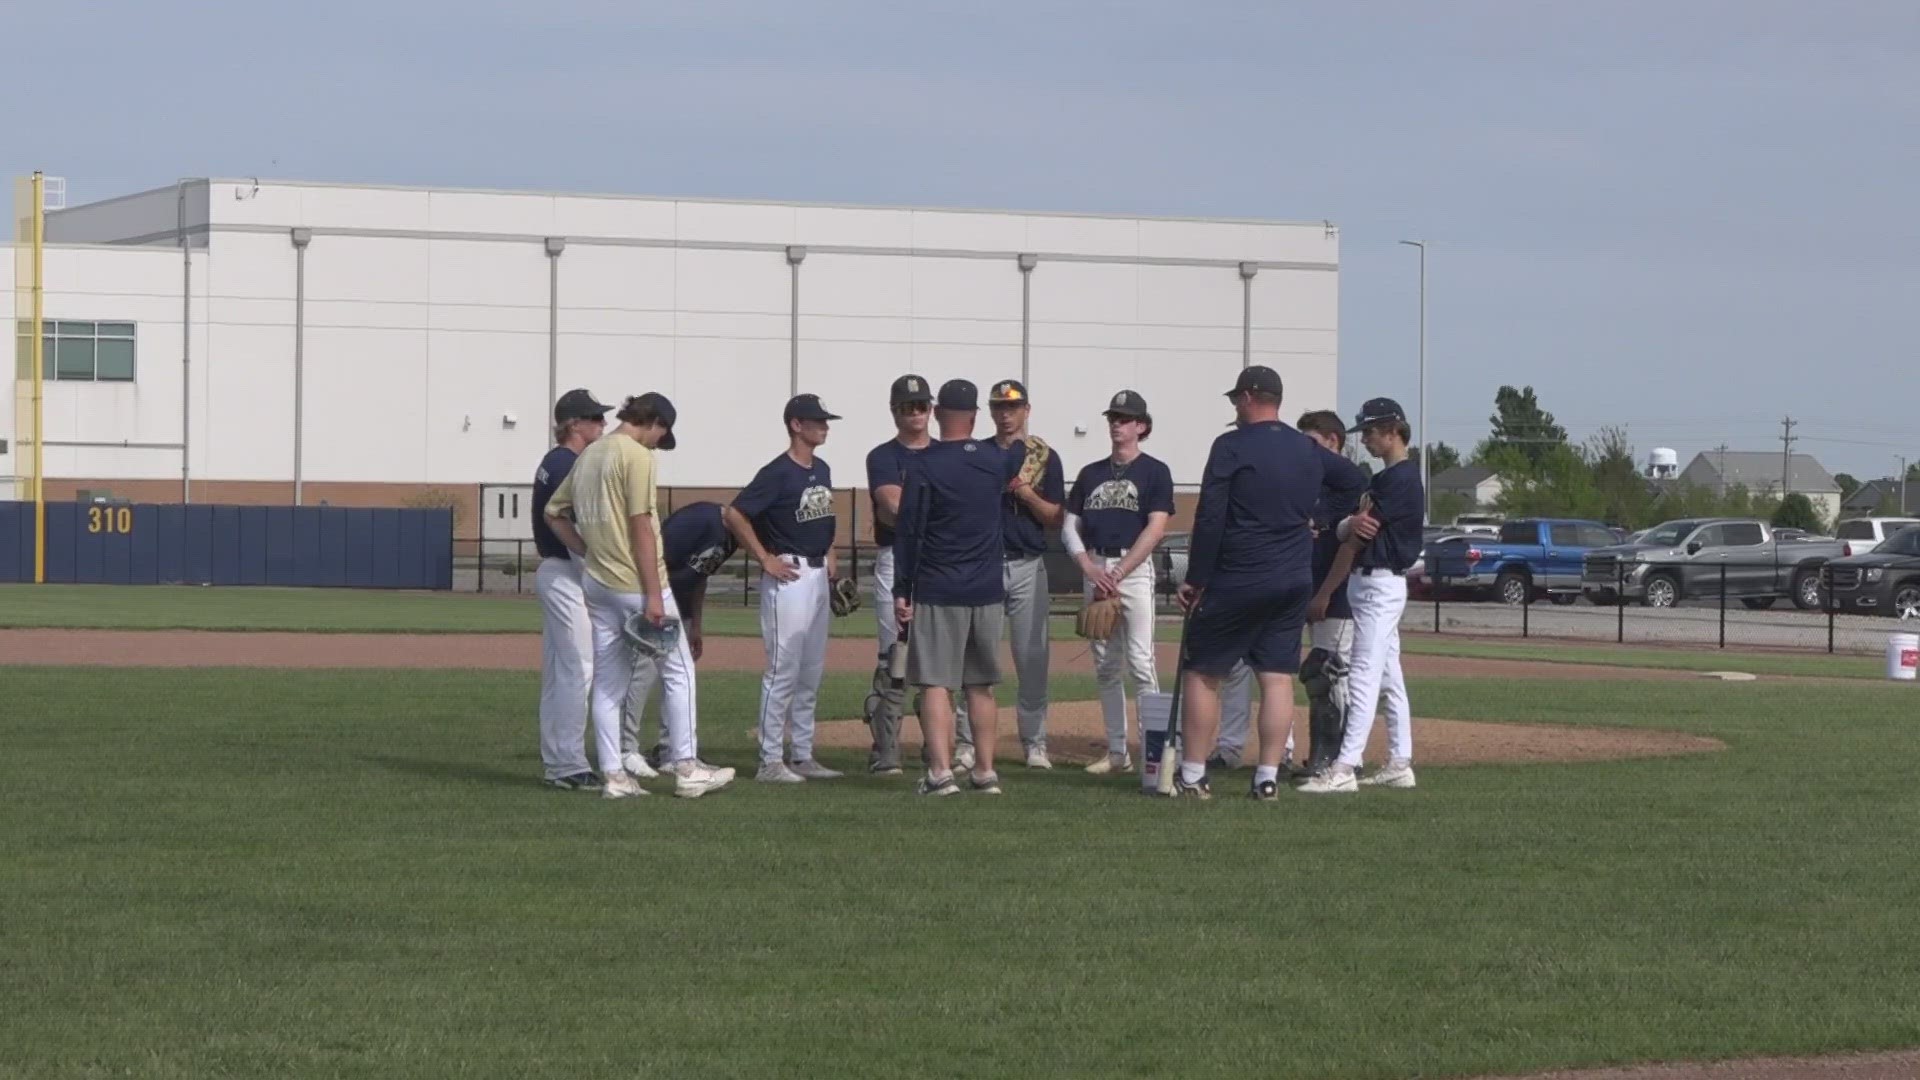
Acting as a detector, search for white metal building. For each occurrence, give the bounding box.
[4,178,1338,512]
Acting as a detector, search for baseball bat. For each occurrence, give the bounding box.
[1156,603,1196,796]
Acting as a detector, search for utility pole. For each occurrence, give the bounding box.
[1901,455,1910,515]
[1715,443,1729,497]
[1398,239,1428,524]
[1779,417,1798,496]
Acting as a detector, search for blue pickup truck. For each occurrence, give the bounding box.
[1427,518,1621,605]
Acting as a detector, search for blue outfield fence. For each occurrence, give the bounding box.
[0,502,455,589]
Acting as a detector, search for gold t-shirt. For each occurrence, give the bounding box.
[544,433,667,594]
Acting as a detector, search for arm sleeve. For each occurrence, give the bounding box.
[1183,438,1235,589]
[1042,453,1066,502]
[730,462,778,520]
[545,472,574,517]
[892,461,925,599]
[1062,512,1087,556]
[1148,460,1176,515]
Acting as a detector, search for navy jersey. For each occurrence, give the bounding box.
[532,446,579,560]
[1356,460,1425,572]
[1067,453,1176,553]
[894,440,1020,606]
[999,439,1065,559]
[732,454,837,559]
[866,437,932,547]
[1312,453,1370,581]
[1185,422,1351,589]
[662,501,735,578]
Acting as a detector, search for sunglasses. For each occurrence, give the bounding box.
[894,402,931,415]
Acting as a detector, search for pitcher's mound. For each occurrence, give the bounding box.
[813,699,1723,767]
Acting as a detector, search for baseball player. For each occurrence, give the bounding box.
[1300,398,1424,795]
[723,393,845,784]
[893,379,1023,796]
[543,392,733,800]
[623,499,735,770]
[1171,366,1363,801]
[863,374,975,775]
[985,378,1065,769]
[1211,409,1366,776]
[532,388,611,790]
[1062,390,1173,774]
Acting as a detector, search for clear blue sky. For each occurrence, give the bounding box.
[12,1,1917,482]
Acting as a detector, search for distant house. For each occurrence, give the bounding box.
[1678,451,1842,523]
[1842,477,1920,517]
[1431,465,1504,510]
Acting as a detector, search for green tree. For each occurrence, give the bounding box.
[1771,493,1827,533]
[1835,473,1861,502]
[1477,386,1568,468]
[1416,441,1462,477]
[1430,492,1474,526]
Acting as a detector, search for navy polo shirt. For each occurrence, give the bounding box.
[894,440,1020,606]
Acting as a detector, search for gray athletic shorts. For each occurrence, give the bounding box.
[906,602,1005,689]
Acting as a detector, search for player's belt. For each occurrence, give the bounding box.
[1354,566,1405,577]
[777,553,826,569]
[1093,547,1128,558]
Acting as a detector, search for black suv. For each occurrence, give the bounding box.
[1825,524,1920,620]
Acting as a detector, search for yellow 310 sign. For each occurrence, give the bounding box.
[87,507,134,534]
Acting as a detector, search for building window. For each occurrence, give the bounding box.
[14,320,136,382]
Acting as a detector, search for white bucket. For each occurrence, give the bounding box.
[1889,633,1919,682]
[1137,692,1173,794]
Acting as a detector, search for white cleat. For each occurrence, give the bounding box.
[1024,746,1052,770]
[672,760,735,799]
[1358,759,1416,789]
[953,743,977,774]
[1297,763,1359,795]
[1085,754,1134,775]
[602,770,649,799]
[756,762,806,784]
[788,759,844,780]
[621,752,659,780]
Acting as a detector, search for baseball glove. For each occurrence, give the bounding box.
[830,575,861,618]
[621,610,682,660]
[1075,595,1122,641]
[1016,435,1052,489]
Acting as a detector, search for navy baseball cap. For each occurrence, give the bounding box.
[1103,389,1150,421]
[889,374,933,408]
[988,379,1029,405]
[554,388,611,422]
[936,379,979,410]
[783,394,841,423]
[630,391,678,449]
[1347,397,1408,433]
[1225,366,1284,398]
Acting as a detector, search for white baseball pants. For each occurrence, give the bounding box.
[535,556,593,780]
[758,559,830,765]
[1336,570,1411,767]
[1086,554,1160,756]
[1216,617,1352,762]
[581,573,698,775]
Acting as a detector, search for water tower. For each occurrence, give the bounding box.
[1647,447,1680,480]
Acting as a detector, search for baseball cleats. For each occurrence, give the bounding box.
[1085,753,1134,775]
[602,770,649,799]
[788,759,844,780]
[620,752,660,780]
[952,743,977,774]
[869,758,905,776]
[969,772,1004,795]
[1298,763,1359,794]
[1174,774,1212,801]
[1249,778,1280,801]
[672,760,735,799]
[545,771,601,791]
[916,772,961,797]
[756,762,806,784]
[1024,746,1052,769]
[1359,759,1417,789]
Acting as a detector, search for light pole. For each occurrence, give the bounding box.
[1398,239,1428,524]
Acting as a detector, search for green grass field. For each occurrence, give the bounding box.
[6,666,1919,1078]
[0,584,1891,682]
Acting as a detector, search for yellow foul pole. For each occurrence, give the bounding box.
[30,171,45,583]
